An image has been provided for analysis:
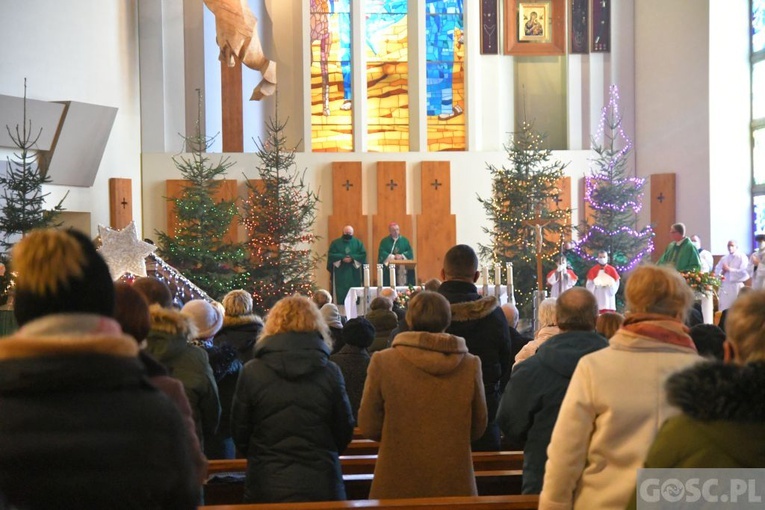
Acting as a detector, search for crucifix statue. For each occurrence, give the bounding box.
[522,203,551,294]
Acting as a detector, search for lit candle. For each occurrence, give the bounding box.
[389,264,397,288]
[363,264,370,288]
[377,264,384,287]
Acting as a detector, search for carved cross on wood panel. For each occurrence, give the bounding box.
[656,192,665,203]
[386,179,398,191]
[343,179,353,191]
[431,179,442,190]
[121,198,129,209]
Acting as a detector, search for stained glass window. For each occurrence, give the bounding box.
[755,128,765,186]
[754,194,765,234]
[366,0,409,152]
[426,0,465,151]
[755,61,765,120]
[754,0,765,53]
[310,0,353,152]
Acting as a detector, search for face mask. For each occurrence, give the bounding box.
[342,234,353,240]
[692,241,701,249]
[759,241,765,249]
[596,257,607,265]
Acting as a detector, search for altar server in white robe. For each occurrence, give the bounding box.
[585,251,620,313]
[546,255,578,299]
[749,234,765,290]
[714,240,750,311]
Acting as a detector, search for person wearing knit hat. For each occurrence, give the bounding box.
[182,299,224,344]
[330,317,375,424]
[320,303,344,353]
[0,229,200,508]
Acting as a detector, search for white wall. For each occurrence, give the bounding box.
[0,0,142,237]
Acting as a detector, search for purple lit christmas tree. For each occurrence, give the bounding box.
[576,85,654,273]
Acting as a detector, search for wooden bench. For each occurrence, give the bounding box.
[206,469,523,504]
[207,451,524,476]
[199,494,540,509]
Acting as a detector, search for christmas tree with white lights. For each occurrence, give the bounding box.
[242,109,320,314]
[479,120,571,312]
[156,98,250,300]
[576,85,654,273]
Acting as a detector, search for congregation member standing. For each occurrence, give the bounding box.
[497,288,607,495]
[214,289,264,364]
[539,265,701,510]
[438,244,511,451]
[330,317,375,424]
[358,291,487,498]
[515,297,558,364]
[365,296,399,352]
[231,295,354,503]
[0,229,199,509]
[327,225,366,304]
[715,240,750,312]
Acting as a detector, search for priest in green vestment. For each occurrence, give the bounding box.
[378,222,414,286]
[657,222,701,272]
[327,225,367,304]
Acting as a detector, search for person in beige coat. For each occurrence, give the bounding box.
[539,265,702,510]
[357,291,488,499]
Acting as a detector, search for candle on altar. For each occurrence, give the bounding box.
[482,266,489,286]
[506,262,514,287]
[389,264,397,288]
[377,264,384,287]
[363,264,370,287]
[494,264,501,296]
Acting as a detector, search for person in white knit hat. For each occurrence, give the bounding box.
[182,299,224,346]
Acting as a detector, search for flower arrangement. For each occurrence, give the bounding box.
[680,270,721,296]
[396,284,419,308]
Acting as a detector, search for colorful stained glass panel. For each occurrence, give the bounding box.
[754,128,765,186]
[754,0,765,53]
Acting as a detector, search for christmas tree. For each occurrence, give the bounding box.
[479,120,571,313]
[0,80,66,303]
[243,108,320,314]
[576,85,654,276]
[156,101,250,300]
[0,80,66,250]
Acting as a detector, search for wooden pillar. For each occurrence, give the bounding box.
[328,162,368,255]
[221,61,244,152]
[372,162,413,284]
[650,173,677,261]
[108,178,132,230]
[417,162,456,282]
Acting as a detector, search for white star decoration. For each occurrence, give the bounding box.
[97,221,157,280]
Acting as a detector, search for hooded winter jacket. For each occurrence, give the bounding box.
[145,305,221,446]
[214,314,264,364]
[496,330,608,493]
[231,331,354,503]
[357,331,488,499]
[438,280,511,450]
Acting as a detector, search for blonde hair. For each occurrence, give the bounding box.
[405,291,451,333]
[625,265,694,320]
[222,289,253,317]
[724,290,765,363]
[537,297,557,329]
[260,295,331,349]
[596,312,625,339]
[312,289,332,308]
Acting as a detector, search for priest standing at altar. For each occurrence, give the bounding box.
[327,225,367,304]
[378,222,414,286]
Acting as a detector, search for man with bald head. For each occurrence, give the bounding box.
[497,287,607,494]
[438,244,511,451]
[327,225,367,304]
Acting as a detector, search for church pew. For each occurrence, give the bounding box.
[199,494,539,509]
[207,451,524,476]
[205,469,523,504]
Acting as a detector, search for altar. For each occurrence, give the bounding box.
[343,285,511,319]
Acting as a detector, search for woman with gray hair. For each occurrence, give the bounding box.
[231,295,354,503]
[514,297,559,364]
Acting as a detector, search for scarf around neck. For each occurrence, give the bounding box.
[621,313,697,350]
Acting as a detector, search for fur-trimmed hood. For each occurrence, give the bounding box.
[222,313,263,330]
[392,331,469,375]
[148,305,195,339]
[450,296,499,322]
[666,361,765,422]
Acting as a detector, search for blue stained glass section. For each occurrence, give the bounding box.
[366,0,407,14]
[754,0,765,53]
[754,194,765,234]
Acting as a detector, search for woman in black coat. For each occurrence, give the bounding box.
[231,295,355,503]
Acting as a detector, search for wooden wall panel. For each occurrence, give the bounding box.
[108,178,132,230]
[221,61,243,152]
[372,162,413,284]
[579,177,596,230]
[417,161,456,282]
[328,162,368,263]
[165,179,238,243]
[650,173,677,262]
